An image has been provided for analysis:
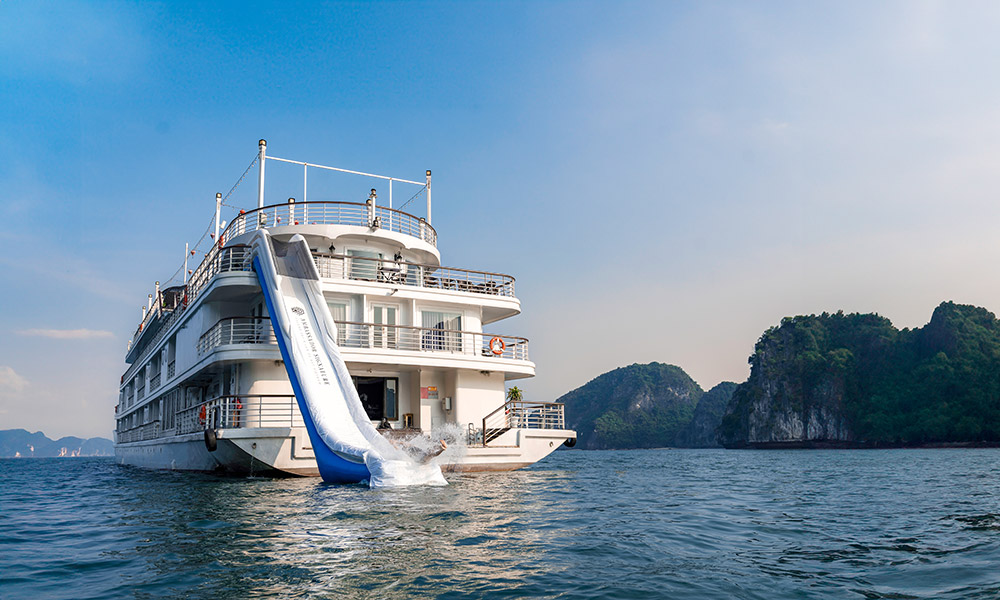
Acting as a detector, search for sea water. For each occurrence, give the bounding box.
[2,449,1000,599]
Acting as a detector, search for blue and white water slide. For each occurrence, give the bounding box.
[250,231,447,487]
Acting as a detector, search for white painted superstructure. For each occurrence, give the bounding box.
[114,141,575,476]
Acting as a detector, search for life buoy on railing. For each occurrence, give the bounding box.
[198,404,207,426]
[489,336,506,355]
[218,236,225,250]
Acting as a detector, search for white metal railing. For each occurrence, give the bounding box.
[220,201,437,247]
[337,321,529,361]
[116,420,161,443]
[175,395,302,435]
[167,360,175,378]
[136,385,145,400]
[121,244,253,384]
[197,317,275,356]
[313,253,516,297]
[480,400,565,445]
[149,373,161,392]
[186,244,254,307]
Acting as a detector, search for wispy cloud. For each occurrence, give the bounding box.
[0,366,28,394]
[17,329,114,340]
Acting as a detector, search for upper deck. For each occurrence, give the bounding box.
[224,200,439,257]
[124,143,522,364]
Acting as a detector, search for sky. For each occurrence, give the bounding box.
[3,1,1000,439]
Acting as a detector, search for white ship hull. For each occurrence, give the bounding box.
[116,426,575,475]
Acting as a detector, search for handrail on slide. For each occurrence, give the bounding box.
[249,231,446,487]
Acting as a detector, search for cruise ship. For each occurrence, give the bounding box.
[114,141,576,477]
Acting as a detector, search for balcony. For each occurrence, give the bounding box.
[122,244,253,384]
[313,253,515,298]
[116,420,161,443]
[337,321,529,361]
[176,395,303,435]
[197,317,276,356]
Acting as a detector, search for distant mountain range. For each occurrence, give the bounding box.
[0,429,114,458]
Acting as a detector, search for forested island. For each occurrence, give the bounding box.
[557,363,736,449]
[719,301,1000,448]
[558,302,1000,450]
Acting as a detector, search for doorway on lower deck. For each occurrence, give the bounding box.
[352,377,399,422]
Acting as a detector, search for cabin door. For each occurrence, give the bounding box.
[353,377,400,422]
[371,304,398,349]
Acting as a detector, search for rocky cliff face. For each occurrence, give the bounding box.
[719,315,863,448]
[717,303,1000,448]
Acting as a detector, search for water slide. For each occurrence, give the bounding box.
[250,231,447,487]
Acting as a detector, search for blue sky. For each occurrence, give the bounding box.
[3,1,1000,438]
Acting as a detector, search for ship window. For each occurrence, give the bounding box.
[421,311,462,352]
[327,301,348,344]
[347,249,381,281]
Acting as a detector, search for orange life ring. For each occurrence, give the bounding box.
[198,404,207,425]
[489,336,505,355]
[218,236,224,250]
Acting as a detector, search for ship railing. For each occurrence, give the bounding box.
[479,400,565,446]
[167,360,175,378]
[116,420,162,444]
[312,252,516,297]
[185,244,254,307]
[221,201,437,247]
[121,244,253,385]
[175,395,302,434]
[197,317,275,356]
[336,321,529,361]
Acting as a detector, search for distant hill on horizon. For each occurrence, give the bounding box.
[0,429,114,458]
[556,362,737,449]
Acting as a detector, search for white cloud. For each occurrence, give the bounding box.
[0,366,28,394]
[17,329,114,340]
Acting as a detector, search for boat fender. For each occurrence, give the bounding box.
[489,336,506,355]
[204,428,218,452]
[563,437,577,448]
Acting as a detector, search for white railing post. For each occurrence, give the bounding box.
[183,243,189,284]
[425,170,432,225]
[257,139,267,209]
[215,192,222,243]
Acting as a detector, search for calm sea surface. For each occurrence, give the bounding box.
[2,449,1000,599]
